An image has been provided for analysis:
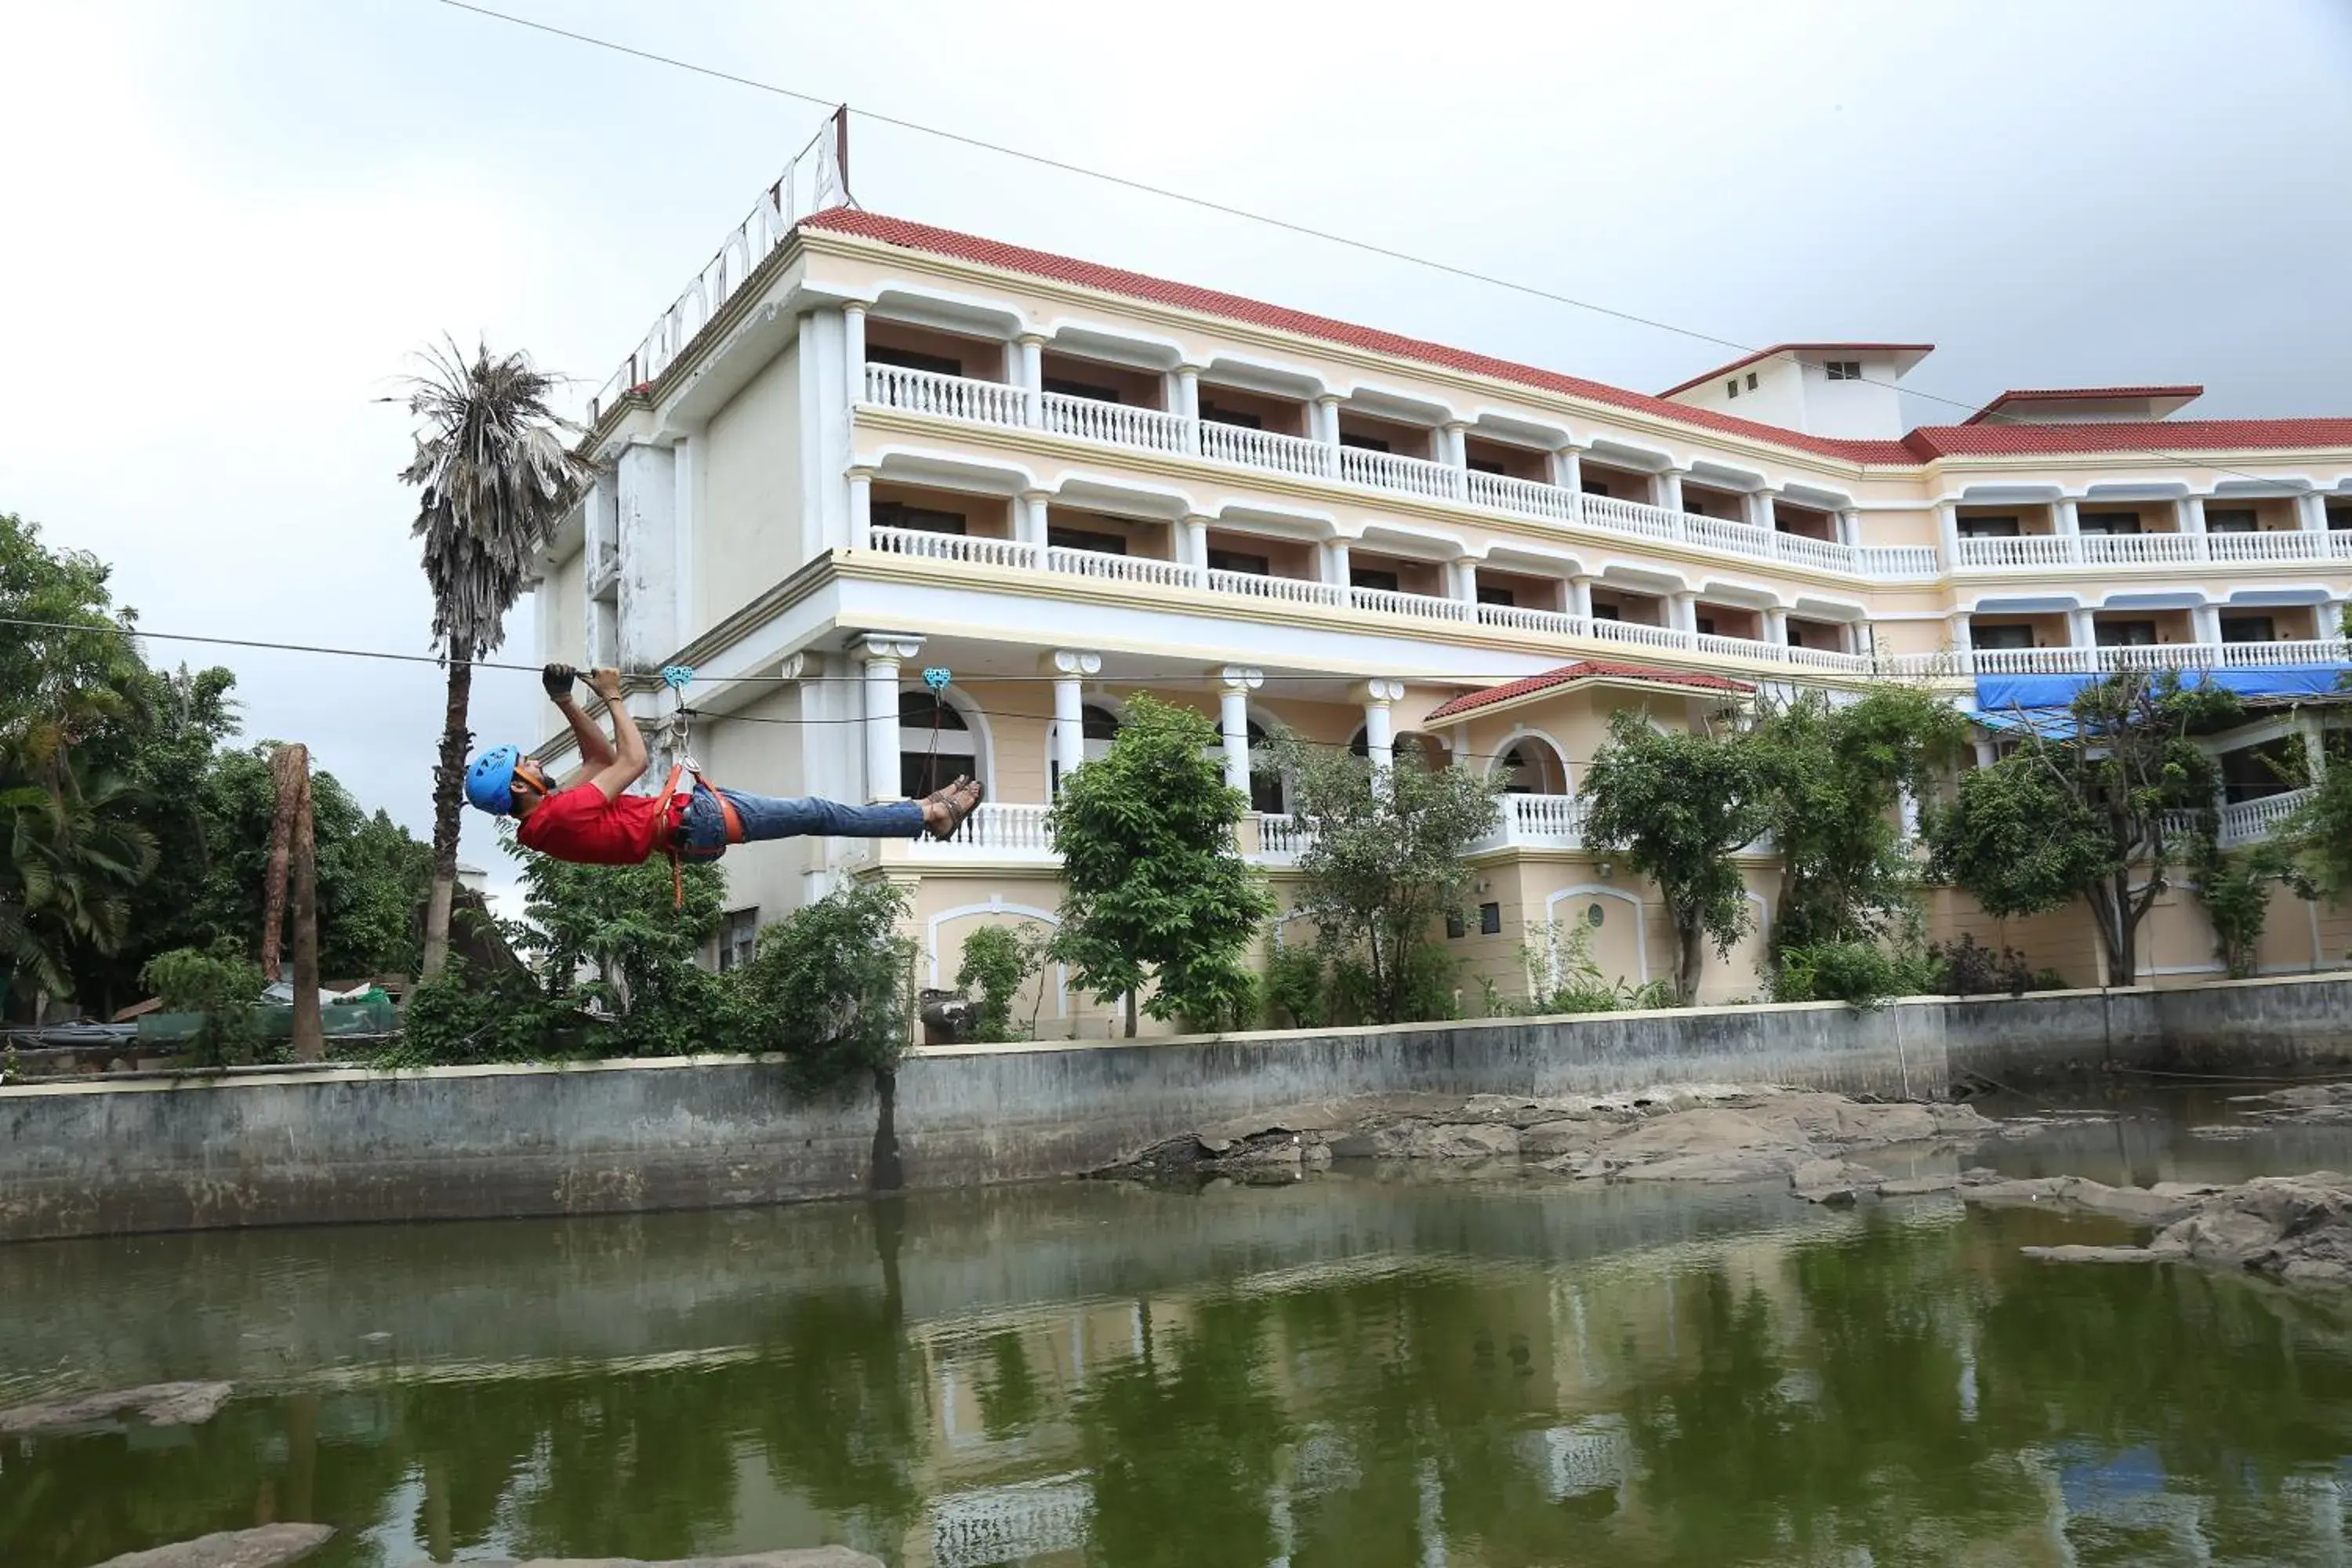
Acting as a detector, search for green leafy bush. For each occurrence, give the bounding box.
[1263,942,1329,1030]
[1768,940,1935,1009]
[2190,829,2291,981]
[138,942,263,1065]
[732,880,917,1095]
[1927,934,2033,997]
[956,922,1051,1043]
[390,959,572,1067]
[1502,920,1679,1016]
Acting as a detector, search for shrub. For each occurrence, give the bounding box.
[732,880,917,1096]
[1768,940,1935,1009]
[391,959,571,1067]
[956,922,1050,1044]
[1929,934,2032,997]
[1503,920,1680,1016]
[139,943,264,1065]
[1263,942,1329,1030]
[2190,830,2289,981]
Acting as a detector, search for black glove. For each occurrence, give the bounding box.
[542,663,579,700]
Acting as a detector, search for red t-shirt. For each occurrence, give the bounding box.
[515,783,671,866]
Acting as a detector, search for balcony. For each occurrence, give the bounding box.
[1885,638,2352,679]
[918,801,1056,857]
[862,365,1937,583]
[1957,531,2349,569]
[1472,793,1590,851]
[867,526,1882,673]
[2161,786,2316,848]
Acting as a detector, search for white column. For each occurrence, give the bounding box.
[1015,334,1046,427]
[1838,508,1861,548]
[1358,679,1404,779]
[1181,515,1210,581]
[847,466,873,549]
[2068,607,2096,648]
[1046,648,1102,794]
[1314,394,1343,476]
[1670,592,1698,636]
[2053,495,2081,563]
[1656,467,1686,514]
[1323,538,1352,589]
[2297,710,2329,780]
[1439,421,1468,499]
[1950,611,1973,652]
[1552,444,1584,497]
[1569,575,1595,619]
[1218,666,1262,796]
[1175,365,1202,455]
[1765,607,1790,646]
[2180,493,2209,561]
[1935,501,1961,567]
[1747,488,1777,532]
[1973,739,1998,770]
[2297,491,2328,532]
[842,303,867,393]
[584,470,619,585]
[1017,489,1051,550]
[1897,786,1922,844]
[860,634,922,801]
[2190,603,2222,645]
[616,441,679,670]
[1448,557,1479,603]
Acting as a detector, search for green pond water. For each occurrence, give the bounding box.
[10,1091,2352,1566]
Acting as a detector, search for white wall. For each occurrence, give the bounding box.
[698,339,803,635]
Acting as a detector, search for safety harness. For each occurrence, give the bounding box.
[651,663,742,909]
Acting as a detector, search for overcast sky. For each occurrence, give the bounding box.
[5,0,2350,895]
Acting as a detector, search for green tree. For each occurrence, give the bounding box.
[1752,686,1967,961]
[1580,706,1769,1004]
[2283,730,2352,903]
[1281,733,1502,1025]
[1,769,158,1014]
[1048,695,1272,1035]
[956,920,1050,1042]
[0,512,141,782]
[395,341,587,978]
[1929,670,2237,985]
[518,851,728,1059]
[731,880,918,1094]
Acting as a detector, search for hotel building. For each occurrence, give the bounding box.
[533,195,2352,1028]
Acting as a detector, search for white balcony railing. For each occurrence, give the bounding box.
[860,365,1941,583]
[1207,568,1346,608]
[1958,530,2350,570]
[1957,535,2079,569]
[921,801,1057,855]
[2163,787,2318,849]
[869,526,1040,571]
[1350,586,1472,622]
[1044,546,1196,589]
[1472,793,1588,851]
[1885,638,2352,679]
[1257,814,1312,861]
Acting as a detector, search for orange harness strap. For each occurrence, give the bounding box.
[658,762,746,909]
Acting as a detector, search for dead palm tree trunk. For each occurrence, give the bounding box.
[260,743,303,982]
[420,659,473,977]
[290,758,322,1062]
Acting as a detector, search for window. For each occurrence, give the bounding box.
[1338,431,1392,452]
[868,344,963,377]
[1047,525,1127,556]
[1579,478,1612,498]
[1726,379,1740,399]
[2095,619,2158,648]
[1476,586,1515,608]
[1350,568,1402,593]
[1971,623,2034,652]
[1824,361,1862,380]
[1479,902,1502,936]
[2205,508,2258,534]
[1498,742,1562,795]
[899,691,976,800]
[1467,457,1506,474]
[1591,601,1622,622]
[717,909,759,973]
[1198,399,1262,430]
[1446,911,1467,940]
[1695,615,1718,637]
[871,501,967,536]
[2329,505,2351,532]
[1745,371,1759,390]
[2220,615,2276,644]
[1245,721,1288,815]
[1041,376,1122,404]
[1958,514,2021,539]
[2079,511,2143,536]
[1207,547,1270,576]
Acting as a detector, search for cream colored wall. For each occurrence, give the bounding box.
[870,481,1014,539]
[1038,351,1163,408]
[1202,528,1319,580]
[540,554,586,666]
[1042,508,1175,560]
[947,677,1052,807]
[700,339,800,629]
[696,683,811,927]
[866,319,1004,379]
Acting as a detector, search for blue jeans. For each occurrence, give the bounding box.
[678,784,926,862]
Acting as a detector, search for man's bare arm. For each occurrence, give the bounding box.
[583,667,650,801]
[543,665,618,790]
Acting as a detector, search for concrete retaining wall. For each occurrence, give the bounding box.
[4,975,2347,1243]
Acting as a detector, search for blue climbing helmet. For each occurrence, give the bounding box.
[464,745,524,815]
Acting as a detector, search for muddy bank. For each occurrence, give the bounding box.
[0,1379,232,1436]
[1104,1084,1994,1202]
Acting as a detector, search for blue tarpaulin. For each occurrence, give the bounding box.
[1971,663,2345,739]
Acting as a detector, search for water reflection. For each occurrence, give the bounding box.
[8,1141,2352,1565]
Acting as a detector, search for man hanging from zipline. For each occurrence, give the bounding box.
[463,664,982,869]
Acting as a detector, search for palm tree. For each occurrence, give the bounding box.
[396,339,586,976]
[1,768,158,1017]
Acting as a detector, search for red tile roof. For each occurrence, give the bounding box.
[1657,343,1936,400]
[1426,660,1754,720]
[1963,385,2204,424]
[798,209,2350,465]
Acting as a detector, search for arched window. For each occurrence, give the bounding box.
[1348,727,1369,759]
[1246,720,1289,815]
[1497,737,1566,795]
[900,690,976,799]
[1051,704,1123,796]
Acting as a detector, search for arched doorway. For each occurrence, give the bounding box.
[1051,702,1122,797]
[1246,720,1290,815]
[900,690,978,798]
[1496,735,1568,794]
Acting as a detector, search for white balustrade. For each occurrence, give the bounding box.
[1199,420,1332,478]
[1465,469,1581,524]
[1506,793,1588,844]
[1349,586,1472,622]
[1208,569,1346,608]
[1256,814,1313,859]
[1957,535,2078,568]
[1898,638,2352,679]
[1770,531,1854,572]
[2163,788,2317,849]
[2206,530,2332,564]
[1044,547,1197,588]
[1039,392,1190,455]
[927,802,1056,855]
[1584,616,1690,654]
[2079,532,2201,565]
[1477,603,1592,639]
[1695,631,1771,662]
[864,363,1031,426]
[1577,493,1686,546]
[1860,544,1944,579]
[1784,642,1875,673]
[1683,514,1777,562]
[868,526,1040,571]
[1339,445,1458,501]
